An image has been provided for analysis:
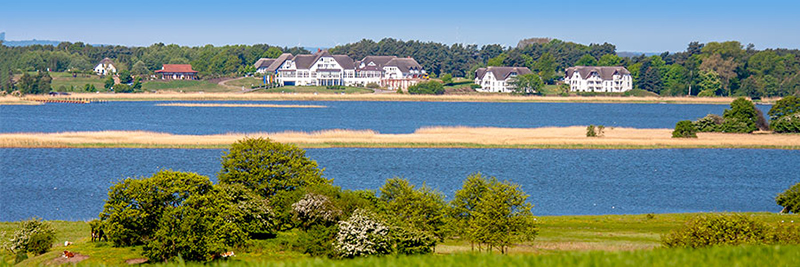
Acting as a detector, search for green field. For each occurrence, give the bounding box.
[223,77,266,88]
[49,72,106,92]
[142,80,231,92]
[3,212,797,266]
[261,86,373,94]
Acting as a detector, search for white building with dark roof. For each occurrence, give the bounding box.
[93,58,117,76]
[474,66,533,93]
[564,66,632,92]
[254,51,426,89]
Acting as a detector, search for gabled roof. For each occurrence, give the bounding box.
[155,64,197,73]
[476,66,532,80]
[385,58,422,73]
[254,58,277,69]
[98,58,114,66]
[293,54,318,69]
[265,53,294,73]
[331,55,355,69]
[565,66,630,80]
[360,56,396,69]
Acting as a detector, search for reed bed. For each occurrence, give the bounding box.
[155,103,328,108]
[0,96,43,105]
[38,92,776,104]
[1,126,799,149]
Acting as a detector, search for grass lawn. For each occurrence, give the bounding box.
[224,77,266,88]
[21,72,106,92]
[142,80,232,93]
[261,86,373,94]
[2,212,797,266]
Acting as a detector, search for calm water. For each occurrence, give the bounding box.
[0,101,772,134]
[1,148,796,221]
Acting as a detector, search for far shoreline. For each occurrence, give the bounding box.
[2,93,780,105]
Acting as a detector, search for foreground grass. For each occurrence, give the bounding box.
[2,127,799,150]
[3,213,797,266]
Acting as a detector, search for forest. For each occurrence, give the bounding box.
[1,38,799,98]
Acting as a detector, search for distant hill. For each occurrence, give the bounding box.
[618,51,661,58]
[0,32,5,41]
[2,39,62,47]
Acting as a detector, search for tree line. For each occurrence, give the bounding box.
[2,39,800,98]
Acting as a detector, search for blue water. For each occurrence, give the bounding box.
[1,148,797,221]
[0,101,772,134]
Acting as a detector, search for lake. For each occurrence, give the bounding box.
[0,101,772,134]
[1,148,796,221]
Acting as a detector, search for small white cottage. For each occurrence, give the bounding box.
[94,58,117,76]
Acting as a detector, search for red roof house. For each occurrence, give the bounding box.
[155,64,198,80]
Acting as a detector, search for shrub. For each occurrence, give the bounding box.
[672,120,698,138]
[100,170,213,247]
[218,137,330,199]
[586,125,597,137]
[693,114,724,132]
[366,82,380,89]
[2,218,56,256]
[217,184,276,236]
[469,83,481,89]
[294,224,338,257]
[407,81,444,95]
[392,227,436,255]
[777,182,800,214]
[721,97,759,133]
[771,113,800,133]
[768,224,800,244]
[293,193,342,229]
[661,214,769,248]
[114,83,133,93]
[334,209,391,258]
[768,95,800,121]
[379,178,447,241]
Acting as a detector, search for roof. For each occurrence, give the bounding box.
[254,58,277,69]
[331,55,355,69]
[360,56,397,69]
[98,58,114,65]
[565,66,631,80]
[476,66,532,80]
[385,58,422,73]
[155,64,197,73]
[265,53,293,73]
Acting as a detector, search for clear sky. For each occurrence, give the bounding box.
[1,0,798,52]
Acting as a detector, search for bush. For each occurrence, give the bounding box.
[661,214,769,248]
[2,218,56,256]
[721,97,759,133]
[100,170,214,247]
[218,137,330,199]
[392,227,436,255]
[693,114,724,132]
[586,125,597,137]
[777,182,800,214]
[334,209,391,258]
[672,120,698,138]
[772,113,800,133]
[326,85,345,90]
[114,83,133,93]
[366,82,380,89]
[407,81,444,95]
[469,83,481,89]
[217,184,276,236]
[294,224,338,257]
[293,193,342,229]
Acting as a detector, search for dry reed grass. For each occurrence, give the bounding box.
[41,92,779,104]
[0,96,42,105]
[1,126,799,149]
[155,103,328,108]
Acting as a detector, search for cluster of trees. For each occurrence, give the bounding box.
[673,96,800,137]
[407,81,445,95]
[97,138,538,262]
[0,42,308,92]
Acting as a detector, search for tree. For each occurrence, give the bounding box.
[575,54,597,66]
[334,209,391,258]
[131,61,149,76]
[469,175,537,253]
[534,52,557,83]
[508,73,543,95]
[768,95,800,121]
[449,173,489,250]
[697,70,722,97]
[104,75,114,91]
[777,182,800,213]
[218,137,330,199]
[114,83,133,93]
[598,54,622,66]
[721,97,760,133]
[379,178,447,241]
[3,218,56,257]
[672,120,698,138]
[263,47,283,58]
[99,170,214,247]
[440,73,453,86]
[700,53,738,95]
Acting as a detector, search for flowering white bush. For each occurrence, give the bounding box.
[2,218,56,255]
[334,209,391,258]
[292,193,341,227]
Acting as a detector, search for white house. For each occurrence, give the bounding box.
[474,66,532,93]
[94,58,117,76]
[253,51,426,90]
[564,66,632,92]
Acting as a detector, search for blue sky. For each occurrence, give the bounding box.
[1,0,798,52]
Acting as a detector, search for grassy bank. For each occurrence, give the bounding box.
[142,80,230,92]
[2,213,797,266]
[1,127,799,149]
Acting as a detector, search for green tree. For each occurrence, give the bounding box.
[104,75,115,91]
[470,175,537,253]
[440,73,453,86]
[449,173,489,250]
[3,218,56,256]
[407,81,445,95]
[777,182,800,214]
[721,97,759,133]
[487,53,507,67]
[99,170,214,247]
[218,137,330,199]
[672,120,698,138]
[575,54,597,66]
[263,47,283,58]
[697,70,722,97]
[534,52,557,83]
[508,73,543,95]
[768,96,800,122]
[131,60,149,76]
[379,178,447,242]
[598,54,622,66]
[118,69,132,84]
